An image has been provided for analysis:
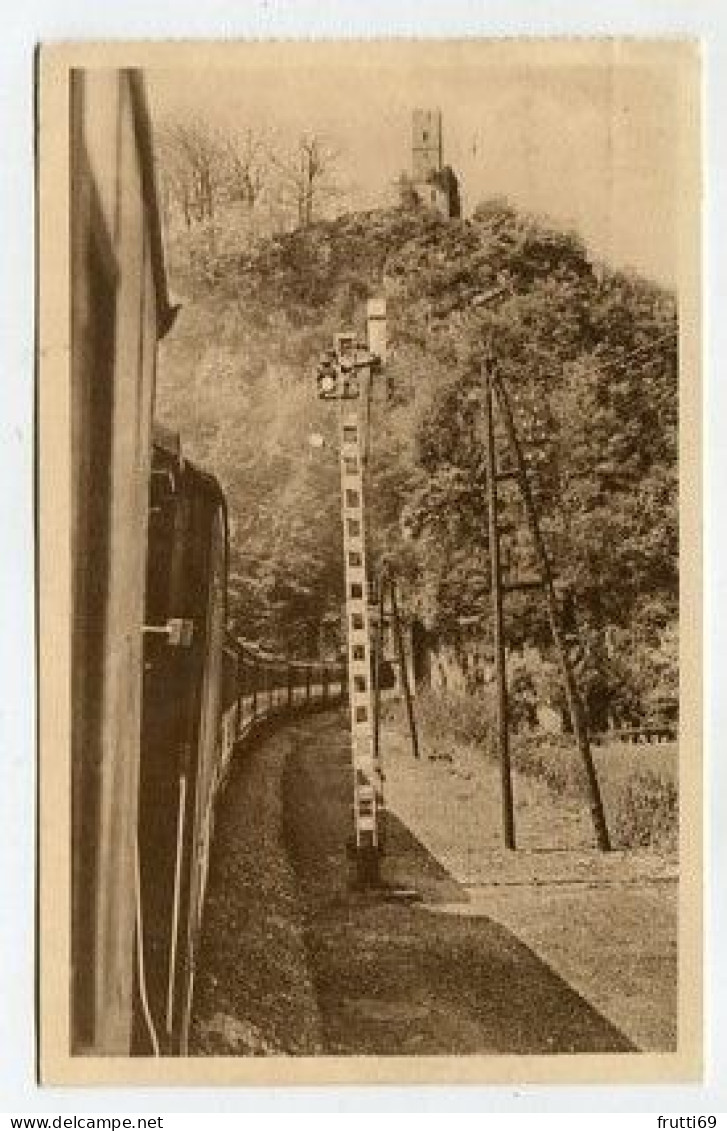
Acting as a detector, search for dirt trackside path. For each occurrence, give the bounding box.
[381,711,678,1051]
[284,711,633,1056]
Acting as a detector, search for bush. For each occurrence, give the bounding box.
[512,732,586,795]
[384,687,493,761]
[606,767,678,852]
[511,732,678,852]
[386,689,678,852]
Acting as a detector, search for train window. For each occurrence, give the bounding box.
[343,425,358,444]
[345,489,360,508]
[350,582,363,600]
[347,518,361,538]
[354,675,367,693]
[355,706,368,722]
[348,551,362,568]
[352,645,366,661]
[344,456,358,475]
[351,612,364,631]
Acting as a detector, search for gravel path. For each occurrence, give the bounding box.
[381,715,678,1051]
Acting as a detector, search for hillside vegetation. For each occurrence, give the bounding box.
[156,200,677,726]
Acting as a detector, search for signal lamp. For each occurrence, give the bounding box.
[317,365,338,399]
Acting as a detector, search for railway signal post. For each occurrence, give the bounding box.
[315,300,387,885]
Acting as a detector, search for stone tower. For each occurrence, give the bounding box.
[412,108,443,181]
[404,109,460,219]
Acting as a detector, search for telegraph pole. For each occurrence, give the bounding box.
[372,566,386,778]
[483,358,515,849]
[492,370,611,851]
[390,578,421,762]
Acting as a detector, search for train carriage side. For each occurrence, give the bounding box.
[67,66,349,1062]
[136,435,229,1054]
[69,68,174,1056]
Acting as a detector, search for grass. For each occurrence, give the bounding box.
[383,691,678,854]
[386,686,493,757]
[592,742,678,853]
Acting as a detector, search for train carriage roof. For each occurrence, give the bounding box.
[128,71,177,338]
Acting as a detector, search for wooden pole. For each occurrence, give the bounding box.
[373,570,385,771]
[390,578,420,761]
[371,571,387,852]
[241,655,247,730]
[483,360,516,850]
[492,369,611,851]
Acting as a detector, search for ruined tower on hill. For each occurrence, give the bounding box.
[400,108,461,220]
[412,108,443,181]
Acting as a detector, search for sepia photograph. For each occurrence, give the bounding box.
[37,39,701,1086]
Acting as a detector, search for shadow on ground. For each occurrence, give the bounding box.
[283,712,635,1056]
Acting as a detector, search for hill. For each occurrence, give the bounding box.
[156,201,677,723]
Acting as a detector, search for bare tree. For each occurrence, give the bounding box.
[155,117,343,240]
[222,127,269,212]
[270,132,341,228]
[156,119,224,228]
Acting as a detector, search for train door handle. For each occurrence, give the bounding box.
[143,618,194,647]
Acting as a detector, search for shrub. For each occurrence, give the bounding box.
[386,689,678,851]
[607,768,678,852]
[384,687,493,761]
[512,732,586,795]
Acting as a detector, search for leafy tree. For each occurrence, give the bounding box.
[155,197,677,716]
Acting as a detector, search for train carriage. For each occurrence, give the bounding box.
[136,429,229,1053]
[67,67,347,1060]
[69,68,175,1055]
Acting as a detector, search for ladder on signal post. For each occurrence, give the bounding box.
[340,400,381,881]
[316,301,387,885]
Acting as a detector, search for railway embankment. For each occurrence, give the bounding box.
[190,721,324,1055]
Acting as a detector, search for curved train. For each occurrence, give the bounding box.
[69,68,344,1057]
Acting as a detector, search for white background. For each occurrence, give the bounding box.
[1,0,725,1116]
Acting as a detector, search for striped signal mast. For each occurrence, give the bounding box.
[316,299,386,885]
